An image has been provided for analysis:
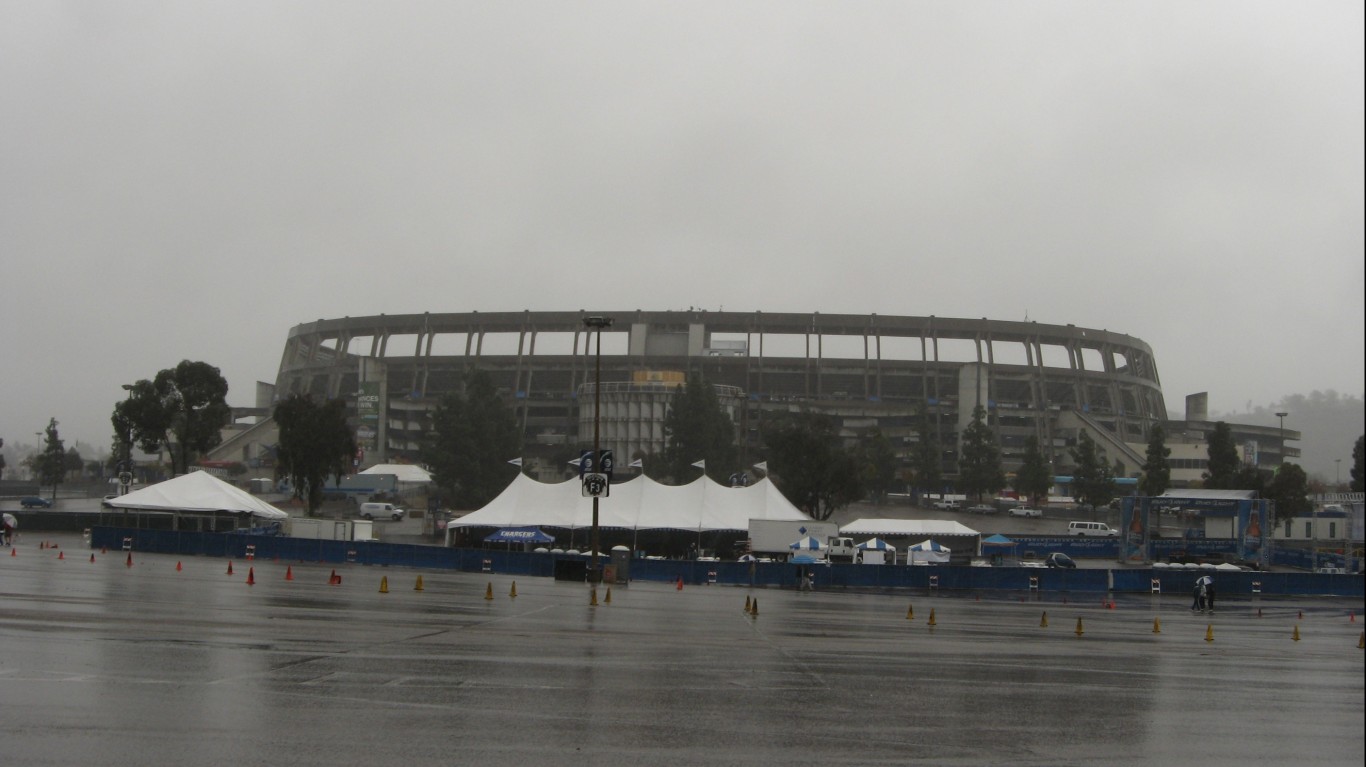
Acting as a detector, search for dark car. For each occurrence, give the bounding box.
[20,496,52,509]
[1044,552,1076,569]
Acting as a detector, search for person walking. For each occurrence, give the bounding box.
[1190,578,1206,612]
[1202,575,1216,614]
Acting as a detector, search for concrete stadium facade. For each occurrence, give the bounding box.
[272,310,1168,482]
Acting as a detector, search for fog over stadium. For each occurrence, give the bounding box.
[2,2,1362,469]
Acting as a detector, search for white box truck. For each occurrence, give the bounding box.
[746,519,857,562]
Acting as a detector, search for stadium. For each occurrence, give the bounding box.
[264,310,1172,483]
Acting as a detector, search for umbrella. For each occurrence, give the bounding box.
[2,513,16,528]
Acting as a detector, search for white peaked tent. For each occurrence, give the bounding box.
[907,539,951,565]
[448,474,811,543]
[104,470,287,519]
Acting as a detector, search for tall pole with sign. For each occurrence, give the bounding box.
[584,315,614,584]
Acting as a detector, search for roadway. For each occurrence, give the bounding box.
[1,531,1361,766]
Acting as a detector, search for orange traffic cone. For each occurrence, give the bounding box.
[328,569,340,585]
[246,567,255,586]
[176,561,182,572]
[125,552,133,567]
[227,561,234,576]
[58,551,65,560]
[285,565,294,581]
[676,576,684,591]
[89,553,95,563]
[9,549,15,557]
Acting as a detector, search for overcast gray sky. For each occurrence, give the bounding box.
[3,1,1362,458]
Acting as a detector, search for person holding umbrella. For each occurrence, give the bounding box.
[2,512,16,547]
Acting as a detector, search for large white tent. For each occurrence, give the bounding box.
[448,474,811,543]
[840,518,979,538]
[105,470,287,519]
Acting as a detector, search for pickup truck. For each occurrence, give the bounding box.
[966,504,997,515]
[1010,506,1042,518]
[932,499,960,511]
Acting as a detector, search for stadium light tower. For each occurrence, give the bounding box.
[583,315,614,585]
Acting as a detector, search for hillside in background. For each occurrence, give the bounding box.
[1208,390,1364,484]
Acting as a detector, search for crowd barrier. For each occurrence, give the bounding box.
[88,526,1363,598]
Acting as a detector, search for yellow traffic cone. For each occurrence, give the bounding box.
[906,603,914,620]
[379,576,389,594]
[1357,631,1363,649]
[484,582,494,600]
[1292,625,1301,642]
[928,608,937,627]
[1040,611,1048,628]
[1205,624,1214,642]
[1075,617,1085,637]
[1153,617,1162,634]
[590,587,599,606]
[509,581,517,598]
[604,586,612,604]
[745,595,752,613]
[750,598,758,616]
[414,575,424,591]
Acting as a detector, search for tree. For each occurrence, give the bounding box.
[0,437,6,480]
[1013,435,1052,504]
[1069,431,1117,509]
[908,406,943,498]
[1138,424,1171,497]
[1352,435,1365,492]
[274,394,357,516]
[37,418,65,502]
[63,446,84,480]
[856,429,899,504]
[1266,462,1311,524]
[958,405,1006,502]
[659,372,737,483]
[114,360,233,476]
[420,369,522,510]
[762,412,862,521]
[1202,422,1240,489]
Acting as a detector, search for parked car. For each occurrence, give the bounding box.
[966,504,997,515]
[1045,552,1076,569]
[932,499,960,511]
[1010,506,1042,518]
[20,496,52,509]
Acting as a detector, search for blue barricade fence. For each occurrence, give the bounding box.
[89,526,1363,597]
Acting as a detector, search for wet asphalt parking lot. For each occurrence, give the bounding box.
[1,532,1362,767]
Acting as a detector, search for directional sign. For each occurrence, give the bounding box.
[578,450,595,477]
[579,449,614,479]
[582,473,609,498]
[598,450,614,479]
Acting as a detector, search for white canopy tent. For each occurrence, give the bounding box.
[447,474,811,545]
[103,470,287,529]
[359,464,433,484]
[906,539,952,565]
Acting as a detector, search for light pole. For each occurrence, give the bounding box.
[1335,458,1341,488]
[120,384,134,496]
[1275,411,1288,464]
[583,315,614,585]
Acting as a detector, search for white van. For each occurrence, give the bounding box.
[1068,521,1118,537]
[359,502,406,521]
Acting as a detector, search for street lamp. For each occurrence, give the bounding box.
[1335,458,1342,488]
[1275,412,1288,463]
[120,384,135,496]
[583,315,614,585]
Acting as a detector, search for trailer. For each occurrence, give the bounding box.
[747,519,857,562]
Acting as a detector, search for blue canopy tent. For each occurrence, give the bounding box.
[484,526,556,550]
[981,533,1017,564]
